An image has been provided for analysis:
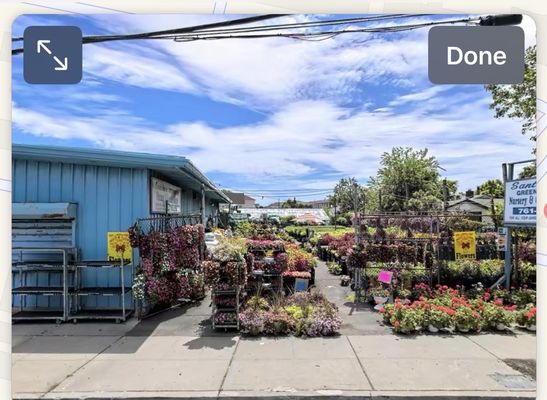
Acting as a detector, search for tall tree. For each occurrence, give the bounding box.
[477,179,504,198]
[369,147,448,212]
[328,177,368,214]
[518,164,536,179]
[485,46,536,144]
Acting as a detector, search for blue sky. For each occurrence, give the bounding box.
[11,14,536,204]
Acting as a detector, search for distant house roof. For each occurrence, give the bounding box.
[447,195,503,210]
[12,144,231,203]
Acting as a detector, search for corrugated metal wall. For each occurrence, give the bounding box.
[12,159,149,309]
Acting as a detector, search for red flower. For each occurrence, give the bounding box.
[494,299,503,306]
[394,320,400,328]
[483,293,491,301]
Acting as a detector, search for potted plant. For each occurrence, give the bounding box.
[340,275,350,287]
[369,287,390,307]
[425,306,454,333]
[516,305,536,331]
[395,288,411,301]
[453,305,482,333]
[482,302,515,331]
[393,307,425,334]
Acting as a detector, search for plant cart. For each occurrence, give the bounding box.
[12,248,77,323]
[70,259,133,323]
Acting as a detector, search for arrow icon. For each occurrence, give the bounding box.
[53,56,68,71]
[37,40,52,55]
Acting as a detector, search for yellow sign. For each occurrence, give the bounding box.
[107,232,132,263]
[454,231,476,259]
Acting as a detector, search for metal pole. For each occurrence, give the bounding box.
[200,183,206,226]
[502,162,512,289]
[120,257,126,322]
[504,227,513,289]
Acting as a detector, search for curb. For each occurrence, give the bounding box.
[15,390,537,400]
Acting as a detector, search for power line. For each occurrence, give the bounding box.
[11,14,287,54]
[11,14,523,55]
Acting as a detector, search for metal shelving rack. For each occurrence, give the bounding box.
[211,286,241,330]
[70,259,134,323]
[12,248,77,323]
[211,260,246,331]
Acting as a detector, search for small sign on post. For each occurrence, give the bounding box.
[107,232,132,263]
[454,231,476,259]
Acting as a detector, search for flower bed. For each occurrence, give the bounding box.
[380,284,536,334]
[239,292,342,337]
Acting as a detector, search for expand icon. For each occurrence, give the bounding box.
[23,26,82,84]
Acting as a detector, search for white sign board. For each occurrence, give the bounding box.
[503,179,536,226]
[151,177,182,214]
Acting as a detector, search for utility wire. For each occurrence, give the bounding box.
[172,17,475,42]
[11,14,522,55]
[11,13,287,53]
[12,15,466,55]
[159,14,428,37]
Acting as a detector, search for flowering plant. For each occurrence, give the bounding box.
[304,307,342,336]
[203,261,221,286]
[453,305,482,332]
[516,305,536,327]
[263,311,293,335]
[211,238,247,262]
[213,282,235,292]
[369,287,390,298]
[132,274,146,300]
[327,261,342,275]
[247,240,285,252]
[393,307,425,333]
[239,309,266,335]
[282,271,312,279]
[482,302,515,329]
[215,296,237,307]
[214,312,238,325]
[425,305,454,330]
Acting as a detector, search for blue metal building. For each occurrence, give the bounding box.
[12,144,230,314]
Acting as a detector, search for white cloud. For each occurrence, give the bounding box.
[78,15,432,110]
[12,14,536,198]
[12,88,532,192]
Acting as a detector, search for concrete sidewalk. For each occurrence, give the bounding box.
[13,322,536,399]
[12,262,536,399]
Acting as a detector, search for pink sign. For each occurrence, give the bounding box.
[378,270,393,284]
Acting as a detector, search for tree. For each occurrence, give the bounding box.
[485,46,536,143]
[518,164,536,179]
[477,179,504,198]
[328,178,367,214]
[369,147,450,212]
[280,198,311,208]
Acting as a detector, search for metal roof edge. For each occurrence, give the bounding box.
[180,160,231,203]
[12,144,190,170]
[13,144,231,203]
